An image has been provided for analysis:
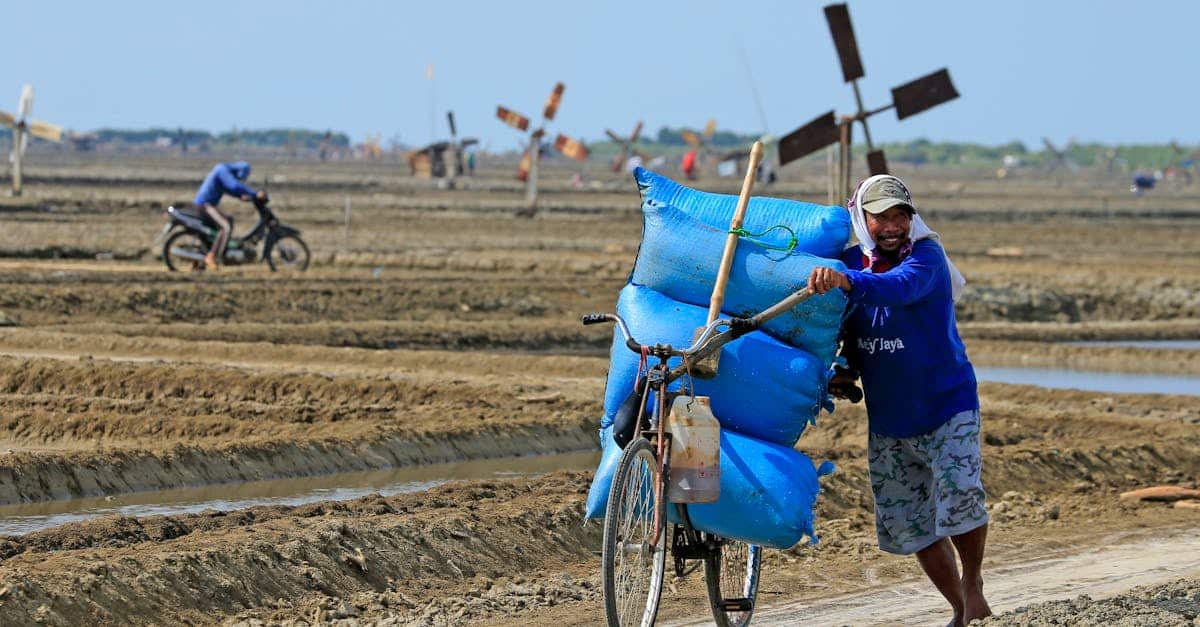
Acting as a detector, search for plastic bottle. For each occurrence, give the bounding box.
[666,395,721,503]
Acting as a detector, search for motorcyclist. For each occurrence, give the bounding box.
[193,161,266,269]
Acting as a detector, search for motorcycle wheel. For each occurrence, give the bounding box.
[162,231,209,272]
[266,234,310,272]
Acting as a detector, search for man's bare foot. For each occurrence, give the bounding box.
[962,578,992,624]
[204,252,219,270]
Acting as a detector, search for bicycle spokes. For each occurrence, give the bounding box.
[615,452,659,623]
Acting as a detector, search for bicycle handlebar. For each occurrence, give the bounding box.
[581,288,864,402]
[579,312,728,358]
[580,288,814,362]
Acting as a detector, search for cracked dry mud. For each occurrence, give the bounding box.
[0,156,1195,625]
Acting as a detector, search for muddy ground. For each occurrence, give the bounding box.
[0,155,1195,625]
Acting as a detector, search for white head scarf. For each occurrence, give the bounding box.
[848,174,967,302]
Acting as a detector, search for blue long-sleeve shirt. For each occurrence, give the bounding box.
[839,239,978,438]
[194,161,256,206]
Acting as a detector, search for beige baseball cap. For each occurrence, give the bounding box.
[860,175,916,215]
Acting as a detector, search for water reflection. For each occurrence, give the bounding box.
[0,449,600,536]
[1066,340,1200,350]
[976,367,1200,396]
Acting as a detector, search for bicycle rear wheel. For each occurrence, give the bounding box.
[705,538,762,627]
[602,437,667,627]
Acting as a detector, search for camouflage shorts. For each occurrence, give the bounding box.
[868,409,988,555]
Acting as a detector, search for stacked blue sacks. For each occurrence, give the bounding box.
[631,168,849,365]
[601,284,826,446]
[585,169,851,549]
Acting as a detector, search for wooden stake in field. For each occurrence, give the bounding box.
[1,85,64,197]
[691,140,765,378]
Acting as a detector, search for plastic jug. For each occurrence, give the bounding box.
[665,395,721,503]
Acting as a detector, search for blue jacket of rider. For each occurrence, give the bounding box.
[193,161,256,206]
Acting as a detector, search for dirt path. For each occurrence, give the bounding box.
[684,528,1200,626]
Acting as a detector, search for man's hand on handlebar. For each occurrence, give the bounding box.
[242,191,269,202]
[808,266,850,295]
[828,366,863,402]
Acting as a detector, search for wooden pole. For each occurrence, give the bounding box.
[707,140,764,324]
[11,126,23,197]
[525,133,540,212]
[342,194,352,248]
[826,145,835,205]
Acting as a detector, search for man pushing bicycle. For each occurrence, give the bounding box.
[807,175,991,626]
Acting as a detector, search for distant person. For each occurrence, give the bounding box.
[681,149,698,180]
[1131,170,1158,196]
[193,161,266,269]
[807,175,989,627]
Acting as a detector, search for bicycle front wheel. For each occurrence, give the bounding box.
[705,538,762,627]
[602,437,667,627]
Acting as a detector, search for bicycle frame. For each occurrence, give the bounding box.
[588,287,816,554]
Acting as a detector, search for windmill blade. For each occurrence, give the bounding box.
[497,106,531,132]
[703,119,717,140]
[554,134,589,161]
[0,111,14,129]
[681,130,702,148]
[460,138,479,148]
[18,132,29,156]
[778,110,840,166]
[824,4,864,83]
[891,69,959,120]
[630,121,643,144]
[605,129,624,143]
[1041,137,1063,158]
[17,85,34,119]
[447,111,458,139]
[28,120,63,142]
[543,82,565,121]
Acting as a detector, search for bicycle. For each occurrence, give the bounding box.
[583,287,846,627]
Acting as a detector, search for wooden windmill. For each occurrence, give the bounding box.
[777,4,959,203]
[1,85,64,196]
[496,82,589,215]
[1041,138,1079,174]
[1169,140,1197,184]
[407,111,479,183]
[605,121,647,172]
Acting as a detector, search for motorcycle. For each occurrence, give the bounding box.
[156,196,310,272]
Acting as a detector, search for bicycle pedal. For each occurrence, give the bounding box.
[721,598,754,612]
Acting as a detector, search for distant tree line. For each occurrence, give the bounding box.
[93,128,351,148]
[653,127,761,147]
[585,130,1197,170]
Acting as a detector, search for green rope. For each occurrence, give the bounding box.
[729,224,798,253]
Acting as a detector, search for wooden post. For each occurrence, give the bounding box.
[342,194,352,249]
[826,145,835,205]
[11,126,23,197]
[525,134,540,211]
[838,119,853,204]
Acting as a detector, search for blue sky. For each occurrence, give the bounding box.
[4,0,1193,149]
